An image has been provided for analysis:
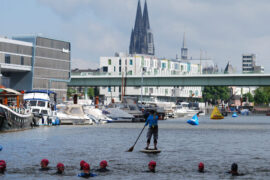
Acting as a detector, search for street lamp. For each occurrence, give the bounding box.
[141,67,146,104]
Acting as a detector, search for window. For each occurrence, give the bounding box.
[108,59,111,65]
[108,86,111,92]
[130,59,133,65]
[145,87,148,94]
[165,89,168,95]
[162,63,166,69]
[119,86,121,93]
[114,66,116,72]
[119,66,121,72]
[119,59,121,65]
[103,66,108,72]
[5,54,10,64]
[21,56,24,65]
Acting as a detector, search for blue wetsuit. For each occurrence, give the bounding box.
[78,173,97,178]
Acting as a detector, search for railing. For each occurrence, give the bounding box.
[71,71,266,77]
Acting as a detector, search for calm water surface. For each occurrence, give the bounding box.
[1,115,270,179]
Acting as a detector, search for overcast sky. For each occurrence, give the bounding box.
[1,0,270,72]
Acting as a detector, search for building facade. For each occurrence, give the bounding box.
[99,53,202,104]
[242,54,264,73]
[0,36,71,102]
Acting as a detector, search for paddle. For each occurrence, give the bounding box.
[127,125,146,152]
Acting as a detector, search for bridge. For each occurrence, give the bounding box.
[68,73,270,87]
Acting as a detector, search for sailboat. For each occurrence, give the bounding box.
[210,106,224,120]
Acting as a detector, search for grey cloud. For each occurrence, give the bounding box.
[38,0,270,72]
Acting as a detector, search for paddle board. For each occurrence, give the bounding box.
[140,148,161,153]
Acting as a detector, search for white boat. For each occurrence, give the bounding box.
[174,102,199,118]
[57,104,93,125]
[83,106,112,124]
[102,108,134,122]
[108,97,144,122]
[23,90,58,126]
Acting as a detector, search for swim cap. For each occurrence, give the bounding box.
[57,163,64,169]
[198,162,204,169]
[148,161,156,167]
[0,162,5,170]
[41,159,49,166]
[100,160,108,167]
[83,163,90,170]
[80,160,86,167]
[231,163,238,171]
[0,160,6,170]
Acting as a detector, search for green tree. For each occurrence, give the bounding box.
[87,88,95,99]
[254,88,269,105]
[242,92,254,102]
[67,87,76,99]
[203,86,230,105]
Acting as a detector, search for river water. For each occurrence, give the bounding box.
[1,115,270,179]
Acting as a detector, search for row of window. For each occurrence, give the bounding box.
[0,42,32,56]
[108,59,133,66]
[35,57,70,70]
[36,47,70,61]
[1,54,31,66]
[36,37,70,50]
[33,68,69,79]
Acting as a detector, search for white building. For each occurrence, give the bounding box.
[99,53,202,104]
[242,54,264,73]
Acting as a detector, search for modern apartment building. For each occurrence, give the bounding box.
[0,36,71,102]
[99,53,202,104]
[242,54,264,73]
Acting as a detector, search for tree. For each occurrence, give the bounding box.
[242,92,254,102]
[67,87,76,99]
[87,88,95,99]
[202,86,230,105]
[254,88,269,105]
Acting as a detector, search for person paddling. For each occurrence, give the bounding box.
[96,160,109,172]
[145,110,159,150]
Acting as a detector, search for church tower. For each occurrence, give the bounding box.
[129,0,155,55]
[181,32,188,60]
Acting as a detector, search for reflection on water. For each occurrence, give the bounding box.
[1,115,270,179]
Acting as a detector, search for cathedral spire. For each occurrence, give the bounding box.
[143,0,150,30]
[134,0,143,33]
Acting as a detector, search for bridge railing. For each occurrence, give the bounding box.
[71,71,265,77]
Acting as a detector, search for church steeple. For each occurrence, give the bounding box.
[129,0,155,55]
[143,0,150,30]
[181,32,188,60]
[134,0,143,33]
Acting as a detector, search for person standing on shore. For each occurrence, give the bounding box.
[145,110,159,150]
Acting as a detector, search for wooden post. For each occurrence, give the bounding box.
[17,96,20,108]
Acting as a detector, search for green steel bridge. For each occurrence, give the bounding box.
[68,73,270,87]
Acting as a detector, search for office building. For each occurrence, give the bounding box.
[0,36,71,102]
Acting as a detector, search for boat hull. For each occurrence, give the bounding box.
[0,105,34,132]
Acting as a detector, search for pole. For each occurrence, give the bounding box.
[141,67,143,104]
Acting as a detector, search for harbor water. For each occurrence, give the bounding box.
[1,115,270,179]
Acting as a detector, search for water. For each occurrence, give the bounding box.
[1,115,270,179]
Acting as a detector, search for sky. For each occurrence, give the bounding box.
[1,0,270,72]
